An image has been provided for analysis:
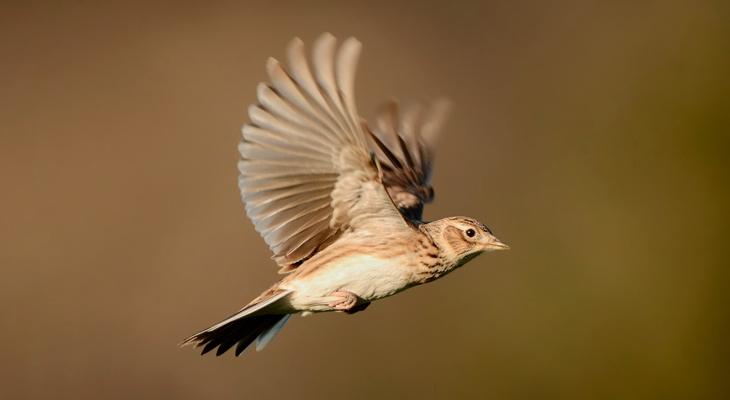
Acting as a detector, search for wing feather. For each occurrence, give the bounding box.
[239,34,409,271]
[367,99,451,221]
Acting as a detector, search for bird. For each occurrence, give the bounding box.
[181,33,509,357]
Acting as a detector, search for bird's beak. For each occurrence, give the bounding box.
[484,237,510,251]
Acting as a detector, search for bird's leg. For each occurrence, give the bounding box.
[325,290,368,313]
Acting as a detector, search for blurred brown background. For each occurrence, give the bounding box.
[1,1,727,399]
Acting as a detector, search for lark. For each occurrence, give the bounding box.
[181,33,509,356]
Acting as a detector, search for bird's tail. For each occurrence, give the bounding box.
[180,290,293,356]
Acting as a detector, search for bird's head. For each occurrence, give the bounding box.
[420,216,509,268]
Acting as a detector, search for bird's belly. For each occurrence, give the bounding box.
[284,255,413,311]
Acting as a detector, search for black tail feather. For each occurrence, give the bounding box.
[181,289,293,356]
[185,314,285,357]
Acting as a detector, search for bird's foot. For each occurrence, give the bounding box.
[345,301,370,314]
[325,291,369,314]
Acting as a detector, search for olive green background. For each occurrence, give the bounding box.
[1,1,727,399]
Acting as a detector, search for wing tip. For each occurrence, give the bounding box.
[265,57,280,71]
[316,31,336,44]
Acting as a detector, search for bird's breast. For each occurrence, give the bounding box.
[284,254,415,309]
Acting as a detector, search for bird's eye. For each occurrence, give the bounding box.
[465,228,476,238]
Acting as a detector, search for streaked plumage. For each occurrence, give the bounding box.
[181,33,508,357]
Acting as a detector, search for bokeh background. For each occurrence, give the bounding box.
[1,1,727,399]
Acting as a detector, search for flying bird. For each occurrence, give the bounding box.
[181,33,509,356]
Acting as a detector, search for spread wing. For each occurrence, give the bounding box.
[366,99,450,221]
[238,33,409,273]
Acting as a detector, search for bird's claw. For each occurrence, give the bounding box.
[326,291,368,313]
